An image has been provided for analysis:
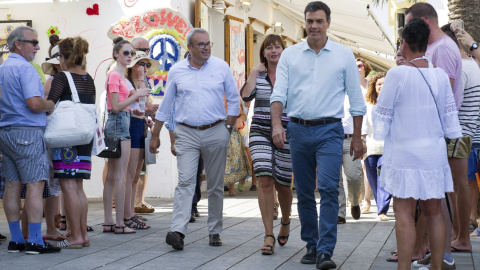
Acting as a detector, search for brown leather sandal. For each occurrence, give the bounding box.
[261,235,275,255]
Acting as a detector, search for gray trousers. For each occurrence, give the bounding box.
[338,137,364,218]
[171,123,230,235]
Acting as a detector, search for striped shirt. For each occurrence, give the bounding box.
[459,59,480,138]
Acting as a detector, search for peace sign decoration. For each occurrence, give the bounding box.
[107,8,193,97]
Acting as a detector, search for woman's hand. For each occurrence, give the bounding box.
[135,87,151,97]
[145,117,154,128]
[253,63,267,74]
[456,29,476,53]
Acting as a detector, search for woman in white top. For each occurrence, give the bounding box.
[364,72,391,221]
[373,19,462,270]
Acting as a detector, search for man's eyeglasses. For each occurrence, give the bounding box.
[192,42,213,49]
[136,47,151,53]
[357,63,364,68]
[122,50,135,57]
[137,62,152,68]
[19,39,39,46]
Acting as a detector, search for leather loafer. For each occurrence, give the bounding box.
[337,216,346,224]
[189,212,196,223]
[316,252,336,269]
[209,234,222,246]
[166,231,185,250]
[300,247,317,264]
[351,205,361,220]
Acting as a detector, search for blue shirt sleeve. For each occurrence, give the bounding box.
[21,63,44,100]
[165,105,177,131]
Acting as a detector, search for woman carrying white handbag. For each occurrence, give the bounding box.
[47,36,95,249]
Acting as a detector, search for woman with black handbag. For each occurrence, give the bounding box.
[47,36,95,248]
[101,37,150,234]
[123,51,158,229]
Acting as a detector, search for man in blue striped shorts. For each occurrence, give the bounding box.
[0,26,60,254]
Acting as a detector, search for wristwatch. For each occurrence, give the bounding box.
[360,138,366,143]
[226,124,233,132]
[470,42,479,51]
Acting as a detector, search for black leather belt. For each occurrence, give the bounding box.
[180,120,223,130]
[289,117,341,126]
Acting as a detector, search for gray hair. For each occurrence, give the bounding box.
[7,26,38,52]
[186,28,209,45]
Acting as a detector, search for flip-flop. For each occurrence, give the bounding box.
[386,254,398,262]
[386,254,416,262]
[82,242,90,247]
[451,246,472,252]
[56,239,82,249]
[391,249,398,255]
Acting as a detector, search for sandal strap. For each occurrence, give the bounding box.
[265,234,275,240]
[281,218,291,226]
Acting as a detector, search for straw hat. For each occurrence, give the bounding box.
[42,45,60,75]
[127,51,159,75]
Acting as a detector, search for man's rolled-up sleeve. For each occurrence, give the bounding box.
[155,72,177,122]
[224,67,240,117]
[344,52,366,117]
[270,52,289,107]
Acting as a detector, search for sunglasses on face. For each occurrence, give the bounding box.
[19,39,39,46]
[137,62,152,68]
[136,47,151,53]
[122,50,135,57]
[357,63,364,68]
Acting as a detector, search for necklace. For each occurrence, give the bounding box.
[410,56,429,63]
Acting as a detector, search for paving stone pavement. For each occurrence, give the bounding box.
[0,189,478,269]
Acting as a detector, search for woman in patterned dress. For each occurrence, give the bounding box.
[241,35,293,255]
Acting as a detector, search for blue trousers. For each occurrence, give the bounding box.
[364,155,391,215]
[287,121,343,257]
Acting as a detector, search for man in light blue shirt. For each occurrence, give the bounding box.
[270,2,366,268]
[0,26,59,254]
[150,28,239,250]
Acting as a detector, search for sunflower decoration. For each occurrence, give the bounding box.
[47,26,60,37]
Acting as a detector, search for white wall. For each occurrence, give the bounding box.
[0,0,300,198]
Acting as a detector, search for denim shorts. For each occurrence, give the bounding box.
[468,149,479,180]
[105,111,131,141]
[130,116,145,149]
[0,126,50,184]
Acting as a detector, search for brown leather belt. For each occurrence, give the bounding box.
[180,120,223,130]
[344,134,353,139]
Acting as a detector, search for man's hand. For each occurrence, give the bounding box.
[272,124,287,149]
[170,143,176,156]
[146,104,159,114]
[455,29,476,53]
[350,137,365,161]
[150,135,160,154]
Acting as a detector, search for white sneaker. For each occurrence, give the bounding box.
[412,253,431,268]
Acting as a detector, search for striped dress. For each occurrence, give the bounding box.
[242,72,292,186]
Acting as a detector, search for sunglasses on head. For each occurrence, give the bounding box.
[357,63,364,68]
[122,50,135,57]
[136,47,151,53]
[19,39,39,46]
[137,62,152,68]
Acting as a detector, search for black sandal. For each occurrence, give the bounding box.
[59,216,67,231]
[277,218,290,247]
[124,218,150,230]
[114,225,136,234]
[261,235,275,255]
[102,224,115,233]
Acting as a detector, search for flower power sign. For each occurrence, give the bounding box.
[107,8,193,97]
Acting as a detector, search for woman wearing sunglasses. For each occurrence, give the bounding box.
[123,52,159,229]
[102,37,150,234]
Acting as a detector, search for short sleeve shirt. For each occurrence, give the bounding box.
[426,35,463,109]
[0,53,46,127]
[105,71,130,111]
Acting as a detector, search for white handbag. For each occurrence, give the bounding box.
[44,72,97,148]
[144,129,157,165]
